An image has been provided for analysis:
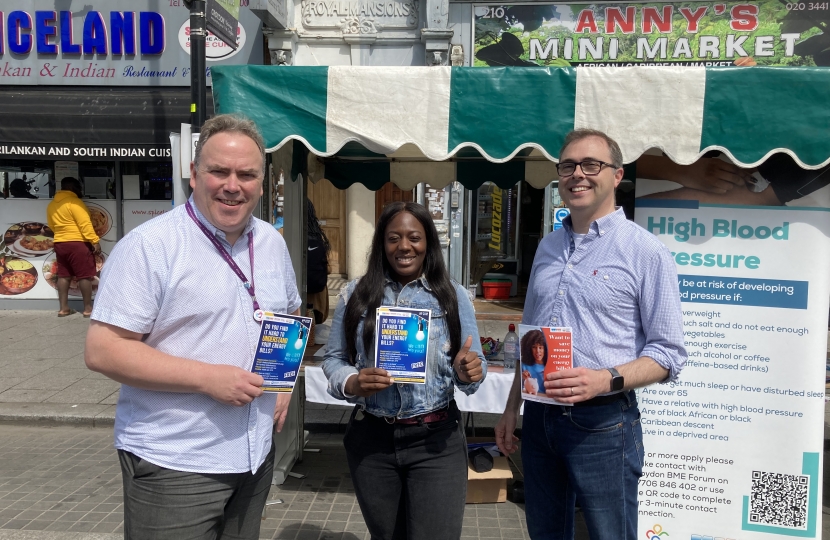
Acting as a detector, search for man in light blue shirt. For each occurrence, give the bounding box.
[86,115,302,540]
[495,129,687,540]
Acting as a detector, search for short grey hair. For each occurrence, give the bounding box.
[193,114,266,173]
[559,129,623,169]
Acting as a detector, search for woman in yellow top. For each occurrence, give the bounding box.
[46,177,101,317]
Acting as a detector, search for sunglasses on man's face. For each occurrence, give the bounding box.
[556,160,616,177]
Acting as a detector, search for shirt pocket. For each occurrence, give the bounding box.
[257,270,289,313]
[408,299,449,356]
[424,312,456,387]
[578,272,628,315]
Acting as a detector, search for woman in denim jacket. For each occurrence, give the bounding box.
[323,202,487,540]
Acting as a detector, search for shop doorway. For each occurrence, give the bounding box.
[375,183,413,222]
[519,181,545,290]
[308,179,346,275]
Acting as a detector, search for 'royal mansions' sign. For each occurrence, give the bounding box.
[300,0,419,35]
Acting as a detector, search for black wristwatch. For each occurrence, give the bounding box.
[607,367,624,392]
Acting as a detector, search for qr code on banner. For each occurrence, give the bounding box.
[749,470,808,529]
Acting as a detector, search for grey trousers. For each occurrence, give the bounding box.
[118,442,275,540]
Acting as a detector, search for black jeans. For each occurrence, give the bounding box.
[344,401,468,540]
[118,442,275,540]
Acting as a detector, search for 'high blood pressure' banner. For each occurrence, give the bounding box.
[633,159,829,538]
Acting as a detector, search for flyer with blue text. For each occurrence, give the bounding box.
[375,307,431,384]
[252,312,313,393]
[633,159,830,539]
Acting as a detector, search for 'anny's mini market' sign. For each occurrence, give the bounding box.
[473,0,830,67]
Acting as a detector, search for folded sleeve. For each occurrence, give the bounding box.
[638,248,688,382]
[321,291,362,404]
[451,284,488,395]
[91,232,165,334]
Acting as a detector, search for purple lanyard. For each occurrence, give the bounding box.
[185,201,261,315]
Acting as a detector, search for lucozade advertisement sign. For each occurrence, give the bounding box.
[632,160,830,538]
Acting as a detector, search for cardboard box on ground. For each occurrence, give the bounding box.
[466,438,514,504]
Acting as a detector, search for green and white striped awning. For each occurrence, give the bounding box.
[211,65,830,188]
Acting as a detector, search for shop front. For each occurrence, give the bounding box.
[0,0,264,306]
[260,0,829,297]
[211,62,830,535]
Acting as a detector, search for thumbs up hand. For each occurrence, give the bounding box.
[453,336,483,383]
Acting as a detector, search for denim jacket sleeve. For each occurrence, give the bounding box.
[321,282,362,404]
[451,283,488,395]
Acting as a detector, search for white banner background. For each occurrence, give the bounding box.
[634,181,829,539]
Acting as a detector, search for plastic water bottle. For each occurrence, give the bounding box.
[503,324,519,369]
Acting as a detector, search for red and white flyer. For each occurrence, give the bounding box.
[518,325,573,406]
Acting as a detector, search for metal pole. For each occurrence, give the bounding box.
[190,0,207,130]
[115,161,123,240]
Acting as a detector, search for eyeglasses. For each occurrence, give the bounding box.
[556,160,617,177]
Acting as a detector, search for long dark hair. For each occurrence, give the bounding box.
[343,202,461,365]
[307,199,330,253]
[521,330,547,366]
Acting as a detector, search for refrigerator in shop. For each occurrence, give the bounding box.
[417,183,463,280]
[466,181,520,297]
[543,182,569,234]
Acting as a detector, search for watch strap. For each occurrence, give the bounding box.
[607,367,624,392]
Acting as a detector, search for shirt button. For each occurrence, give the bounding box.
[552,317,557,322]
[559,290,564,295]
[604,275,609,280]
[568,264,573,269]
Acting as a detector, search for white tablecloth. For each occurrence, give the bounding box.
[304,366,518,414]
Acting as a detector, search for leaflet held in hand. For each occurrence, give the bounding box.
[518,325,573,405]
[375,307,431,384]
[252,312,313,392]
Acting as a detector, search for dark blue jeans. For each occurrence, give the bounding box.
[343,401,467,540]
[521,393,644,540]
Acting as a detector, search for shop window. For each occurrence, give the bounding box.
[121,162,173,200]
[269,166,285,228]
[0,161,55,199]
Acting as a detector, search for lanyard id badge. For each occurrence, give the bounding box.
[185,201,263,322]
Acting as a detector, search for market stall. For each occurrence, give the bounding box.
[304,364,516,414]
[212,64,830,537]
[211,65,829,169]
[212,62,830,283]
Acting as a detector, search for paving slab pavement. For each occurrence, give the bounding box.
[0,310,118,428]
[0,425,569,540]
[0,424,827,539]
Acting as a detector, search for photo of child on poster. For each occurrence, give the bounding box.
[520,328,547,395]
